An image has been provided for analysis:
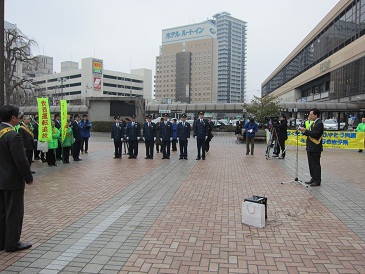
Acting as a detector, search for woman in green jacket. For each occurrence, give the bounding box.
[61,120,74,164]
[47,120,60,166]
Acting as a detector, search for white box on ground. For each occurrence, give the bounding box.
[242,201,265,228]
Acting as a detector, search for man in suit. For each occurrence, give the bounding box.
[143,114,156,159]
[18,115,35,173]
[177,113,191,160]
[32,116,41,161]
[111,116,125,159]
[0,105,33,252]
[298,108,324,187]
[160,113,173,159]
[125,115,141,159]
[193,111,209,160]
[71,114,82,161]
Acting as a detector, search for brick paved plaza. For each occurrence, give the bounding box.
[0,132,364,274]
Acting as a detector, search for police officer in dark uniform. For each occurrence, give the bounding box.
[177,113,191,160]
[143,114,156,159]
[111,116,125,159]
[125,114,141,159]
[160,113,173,159]
[193,111,209,160]
[71,114,82,161]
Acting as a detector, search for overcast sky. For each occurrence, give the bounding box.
[5,0,339,101]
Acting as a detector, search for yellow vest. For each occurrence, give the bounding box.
[305,120,314,130]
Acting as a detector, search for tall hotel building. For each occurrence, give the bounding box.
[262,0,365,104]
[154,21,218,104]
[213,12,247,103]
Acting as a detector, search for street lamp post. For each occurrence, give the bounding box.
[58,77,67,100]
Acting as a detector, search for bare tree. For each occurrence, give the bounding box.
[4,27,38,106]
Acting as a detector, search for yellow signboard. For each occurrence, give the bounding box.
[37,98,52,142]
[60,100,68,142]
[92,60,103,74]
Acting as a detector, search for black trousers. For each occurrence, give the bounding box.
[196,138,206,158]
[25,149,33,166]
[0,189,24,252]
[162,140,171,158]
[128,140,138,157]
[114,141,122,158]
[34,141,40,159]
[56,141,62,159]
[179,140,188,158]
[206,139,211,151]
[63,146,70,163]
[81,137,89,152]
[276,139,286,157]
[307,151,321,183]
[47,149,56,166]
[172,139,177,151]
[73,140,81,160]
[145,140,154,158]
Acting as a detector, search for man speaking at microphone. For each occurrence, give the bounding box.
[298,108,324,187]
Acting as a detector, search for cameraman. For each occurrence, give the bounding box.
[273,113,288,159]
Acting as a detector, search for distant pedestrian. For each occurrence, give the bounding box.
[273,114,288,159]
[171,118,178,151]
[155,118,163,153]
[205,118,214,152]
[160,114,173,159]
[18,115,35,173]
[71,114,82,161]
[298,108,324,187]
[193,111,209,160]
[47,120,60,167]
[0,105,33,253]
[143,114,156,159]
[54,113,62,161]
[32,115,41,161]
[61,120,74,164]
[177,113,190,160]
[244,118,258,155]
[355,117,365,152]
[80,114,92,154]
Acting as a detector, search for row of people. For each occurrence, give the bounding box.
[111,111,213,160]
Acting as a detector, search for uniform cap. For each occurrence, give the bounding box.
[131,114,137,118]
[114,116,120,120]
[198,111,204,115]
[163,113,169,117]
[146,114,152,118]
[181,113,187,118]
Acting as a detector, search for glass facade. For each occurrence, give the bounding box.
[263,0,365,96]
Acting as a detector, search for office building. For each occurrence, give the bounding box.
[262,0,365,106]
[154,21,218,104]
[213,12,247,103]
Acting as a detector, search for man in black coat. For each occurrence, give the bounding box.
[111,116,125,159]
[177,113,190,160]
[0,105,33,252]
[143,114,156,159]
[298,108,324,187]
[18,115,35,173]
[125,115,141,159]
[71,114,82,161]
[54,113,62,160]
[273,113,288,159]
[32,116,41,160]
[193,111,209,160]
[160,113,173,159]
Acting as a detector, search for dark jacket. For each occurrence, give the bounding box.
[303,119,324,152]
[33,122,39,141]
[274,119,288,140]
[177,122,191,141]
[72,121,82,141]
[244,122,258,138]
[193,119,209,139]
[126,121,141,140]
[0,123,33,190]
[143,122,156,141]
[111,123,125,141]
[54,119,61,130]
[80,120,92,138]
[160,121,173,140]
[18,125,35,151]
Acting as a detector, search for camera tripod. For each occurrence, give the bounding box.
[280,130,309,188]
[265,126,283,159]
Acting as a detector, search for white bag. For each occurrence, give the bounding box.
[242,201,265,228]
[37,140,49,152]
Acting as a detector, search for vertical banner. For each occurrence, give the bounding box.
[60,100,68,142]
[37,98,52,142]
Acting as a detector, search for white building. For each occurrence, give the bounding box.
[33,57,152,106]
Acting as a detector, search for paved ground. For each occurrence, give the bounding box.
[0,132,364,274]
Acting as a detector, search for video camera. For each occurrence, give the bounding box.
[265,115,279,124]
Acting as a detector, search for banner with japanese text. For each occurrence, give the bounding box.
[37,98,52,142]
[286,130,364,149]
[60,100,68,142]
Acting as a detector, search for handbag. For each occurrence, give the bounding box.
[37,140,49,152]
[242,201,265,228]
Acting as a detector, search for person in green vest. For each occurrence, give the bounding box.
[61,120,74,164]
[304,118,314,130]
[355,117,365,152]
[47,120,60,167]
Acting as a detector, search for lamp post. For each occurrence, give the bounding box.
[58,77,67,100]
